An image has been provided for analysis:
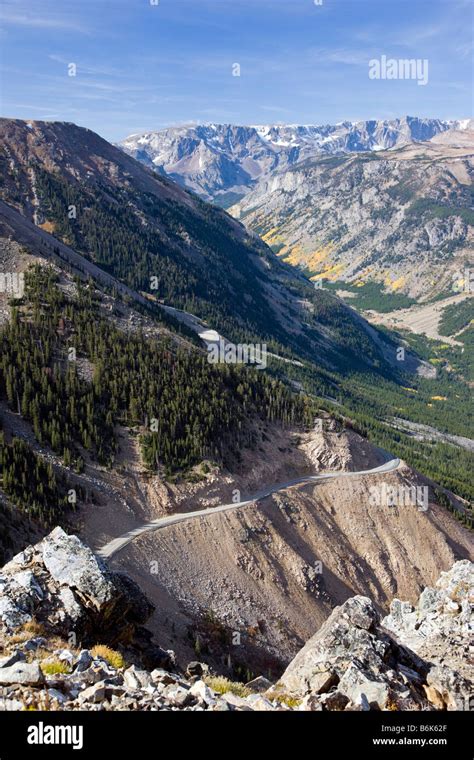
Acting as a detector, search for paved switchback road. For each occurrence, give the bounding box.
[97,459,401,559]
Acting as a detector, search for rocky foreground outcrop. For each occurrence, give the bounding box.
[0,527,169,667]
[278,563,473,711]
[0,530,472,711]
[383,561,473,680]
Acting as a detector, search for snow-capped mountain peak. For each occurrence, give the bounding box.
[118,117,466,204]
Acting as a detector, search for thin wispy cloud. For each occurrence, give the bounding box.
[1,4,90,33]
[1,14,83,31]
[47,55,125,78]
[0,0,470,141]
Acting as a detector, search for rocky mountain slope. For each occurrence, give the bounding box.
[0,528,471,712]
[0,124,470,556]
[0,254,471,678]
[118,117,468,204]
[0,119,471,670]
[230,131,474,300]
[0,119,472,718]
[0,117,399,372]
[100,423,473,674]
[0,118,289,345]
[278,560,473,710]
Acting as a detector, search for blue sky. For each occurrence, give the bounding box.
[0,0,472,141]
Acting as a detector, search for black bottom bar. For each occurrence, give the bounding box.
[0,709,471,758]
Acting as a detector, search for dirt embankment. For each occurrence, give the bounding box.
[109,465,472,673]
[101,425,472,675]
[82,419,389,550]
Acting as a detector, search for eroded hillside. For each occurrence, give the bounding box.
[231,133,474,301]
[102,424,473,673]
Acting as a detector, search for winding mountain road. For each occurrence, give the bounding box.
[0,199,304,369]
[97,458,401,559]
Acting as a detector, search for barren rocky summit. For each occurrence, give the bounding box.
[0,528,472,712]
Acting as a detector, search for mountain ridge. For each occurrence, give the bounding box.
[230,132,474,299]
[0,117,400,374]
[118,116,473,203]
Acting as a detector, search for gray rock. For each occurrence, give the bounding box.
[135,670,153,688]
[278,593,433,711]
[213,697,233,711]
[150,668,176,686]
[103,684,126,699]
[163,684,192,707]
[0,662,44,686]
[78,682,107,703]
[186,661,208,679]
[220,692,253,711]
[189,679,217,706]
[0,651,25,669]
[57,587,83,622]
[338,660,389,709]
[319,691,350,711]
[74,650,93,672]
[245,675,273,693]
[73,664,109,686]
[0,527,155,652]
[418,587,442,613]
[24,637,47,652]
[245,694,275,710]
[47,688,68,704]
[397,663,423,684]
[306,670,338,695]
[0,595,32,629]
[425,665,473,711]
[41,528,115,605]
[278,561,474,711]
[279,596,387,695]
[123,666,152,690]
[383,560,474,683]
[341,596,378,631]
[299,694,323,711]
[0,697,25,711]
[13,571,43,600]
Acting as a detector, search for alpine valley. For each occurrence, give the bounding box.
[0,117,472,712]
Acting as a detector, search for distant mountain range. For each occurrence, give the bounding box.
[118,116,474,299]
[118,117,473,204]
[0,117,395,372]
[231,129,474,300]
